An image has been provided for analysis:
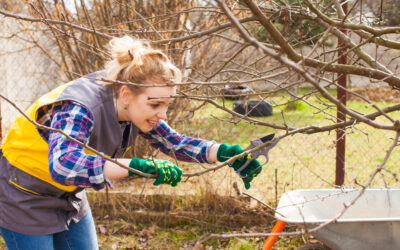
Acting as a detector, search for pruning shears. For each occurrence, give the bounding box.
[232,133,279,179]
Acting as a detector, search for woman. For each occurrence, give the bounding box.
[0,36,262,249]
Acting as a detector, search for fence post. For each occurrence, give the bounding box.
[335,1,348,186]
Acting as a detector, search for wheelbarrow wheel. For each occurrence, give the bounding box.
[295,243,331,250]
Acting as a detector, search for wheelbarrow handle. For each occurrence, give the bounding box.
[263,220,287,250]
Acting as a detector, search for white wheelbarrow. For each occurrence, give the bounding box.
[263,188,400,250]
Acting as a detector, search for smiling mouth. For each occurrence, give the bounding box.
[147,120,157,127]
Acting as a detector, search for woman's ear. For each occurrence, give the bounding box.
[119,85,134,106]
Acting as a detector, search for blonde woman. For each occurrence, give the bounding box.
[0,36,262,249]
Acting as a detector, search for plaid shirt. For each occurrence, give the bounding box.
[38,101,215,190]
[139,119,215,163]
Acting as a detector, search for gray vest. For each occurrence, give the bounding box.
[0,72,138,235]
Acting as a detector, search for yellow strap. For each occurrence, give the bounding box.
[9,180,42,196]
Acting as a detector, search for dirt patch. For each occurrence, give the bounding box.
[348,87,400,102]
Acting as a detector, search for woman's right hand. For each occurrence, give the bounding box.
[129,158,182,187]
[216,143,262,190]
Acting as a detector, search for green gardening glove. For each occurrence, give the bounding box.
[217,143,262,190]
[129,158,183,187]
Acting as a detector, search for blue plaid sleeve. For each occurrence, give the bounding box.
[47,101,110,190]
[140,120,216,163]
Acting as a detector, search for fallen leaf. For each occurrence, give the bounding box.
[98,224,107,234]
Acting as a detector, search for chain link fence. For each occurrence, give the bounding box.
[0,16,65,134]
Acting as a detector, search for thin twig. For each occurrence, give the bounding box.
[242,192,286,218]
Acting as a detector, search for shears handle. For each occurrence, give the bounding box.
[235,151,265,178]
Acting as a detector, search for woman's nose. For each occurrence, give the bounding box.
[157,108,168,120]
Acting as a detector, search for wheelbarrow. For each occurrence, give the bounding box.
[263,188,400,250]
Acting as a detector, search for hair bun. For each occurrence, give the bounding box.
[105,35,182,88]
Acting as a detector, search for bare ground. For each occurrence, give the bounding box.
[348,87,400,102]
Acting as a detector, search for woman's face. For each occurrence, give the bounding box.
[120,81,176,132]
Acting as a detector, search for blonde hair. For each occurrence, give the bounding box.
[105,36,181,94]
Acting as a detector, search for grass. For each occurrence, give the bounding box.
[93,88,399,249]
[178,89,400,197]
[95,223,307,249]
[97,225,268,249]
[1,88,398,249]
[98,88,399,249]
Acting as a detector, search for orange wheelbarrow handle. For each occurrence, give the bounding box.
[263,220,287,250]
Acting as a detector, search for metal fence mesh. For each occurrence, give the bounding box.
[0,17,65,131]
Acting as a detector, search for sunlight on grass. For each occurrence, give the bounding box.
[97,88,399,250]
[176,89,400,202]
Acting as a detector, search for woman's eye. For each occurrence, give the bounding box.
[150,104,160,108]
